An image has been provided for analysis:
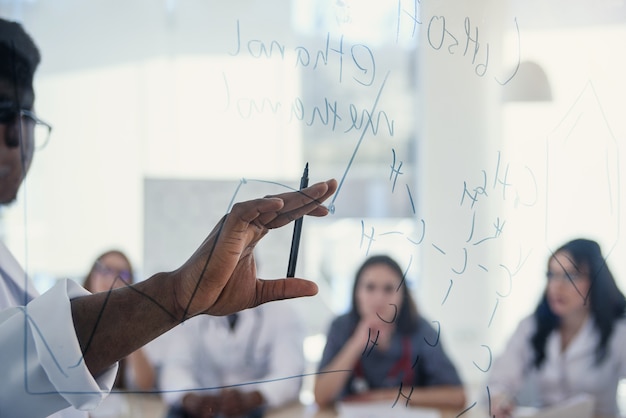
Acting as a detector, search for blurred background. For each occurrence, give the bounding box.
[1,0,626,407]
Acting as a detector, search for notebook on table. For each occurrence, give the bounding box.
[337,401,441,418]
[513,394,595,418]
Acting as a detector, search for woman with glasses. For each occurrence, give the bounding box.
[487,238,626,418]
[314,254,467,411]
[83,250,157,393]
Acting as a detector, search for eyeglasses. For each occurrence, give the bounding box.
[0,102,53,151]
[94,261,132,283]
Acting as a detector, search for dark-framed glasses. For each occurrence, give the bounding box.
[0,102,53,151]
[94,260,132,283]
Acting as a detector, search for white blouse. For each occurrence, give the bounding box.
[487,314,626,417]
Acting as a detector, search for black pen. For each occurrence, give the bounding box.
[287,163,309,277]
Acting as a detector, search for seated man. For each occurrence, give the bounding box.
[160,299,306,418]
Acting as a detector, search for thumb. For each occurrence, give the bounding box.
[253,278,318,306]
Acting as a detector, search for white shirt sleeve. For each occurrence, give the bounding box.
[486,316,536,400]
[0,279,117,418]
[612,319,626,379]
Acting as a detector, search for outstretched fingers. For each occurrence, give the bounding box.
[229,196,285,225]
[261,179,338,229]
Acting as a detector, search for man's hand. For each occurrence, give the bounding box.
[172,179,337,320]
[182,393,221,418]
[220,389,264,417]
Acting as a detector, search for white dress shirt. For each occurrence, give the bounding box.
[487,314,626,417]
[159,300,306,409]
[0,242,117,418]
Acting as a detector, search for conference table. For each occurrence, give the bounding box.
[107,394,483,418]
[107,393,614,418]
[88,393,167,418]
[265,401,482,418]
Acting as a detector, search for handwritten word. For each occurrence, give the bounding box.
[396,0,521,85]
[459,152,538,250]
[460,151,538,210]
[222,75,395,136]
[230,20,378,86]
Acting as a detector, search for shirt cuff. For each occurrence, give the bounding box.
[26,278,117,411]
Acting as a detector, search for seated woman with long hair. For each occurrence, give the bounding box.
[314,254,466,410]
[487,238,626,418]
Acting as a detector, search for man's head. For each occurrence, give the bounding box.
[0,18,41,203]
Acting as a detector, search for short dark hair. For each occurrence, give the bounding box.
[0,18,40,91]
